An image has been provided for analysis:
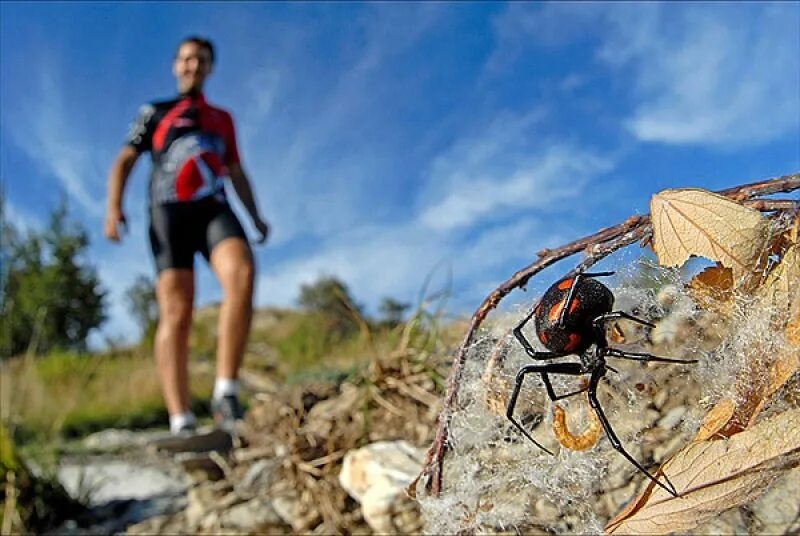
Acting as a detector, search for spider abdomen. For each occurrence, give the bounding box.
[534,276,614,354]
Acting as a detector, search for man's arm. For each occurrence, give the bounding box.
[104,145,140,242]
[227,162,269,244]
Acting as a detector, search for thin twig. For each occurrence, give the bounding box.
[413,172,800,497]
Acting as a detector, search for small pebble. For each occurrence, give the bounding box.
[657,405,687,430]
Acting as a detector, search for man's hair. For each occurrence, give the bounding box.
[175,36,215,64]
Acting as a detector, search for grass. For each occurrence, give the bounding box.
[1,349,213,445]
[0,301,462,449]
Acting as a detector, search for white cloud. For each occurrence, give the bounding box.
[2,199,42,234]
[225,4,447,248]
[418,111,614,231]
[4,63,107,217]
[490,3,800,148]
[609,5,800,146]
[257,223,442,309]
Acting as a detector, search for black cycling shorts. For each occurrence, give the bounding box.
[148,197,250,273]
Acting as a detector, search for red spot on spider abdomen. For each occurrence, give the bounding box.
[563,333,581,352]
[547,298,580,323]
[538,331,549,345]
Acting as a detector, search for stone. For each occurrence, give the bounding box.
[749,467,800,534]
[653,389,669,410]
[219,497,284,530]
[692,507,748,534]
[185,481,233,528]
[57,459,187,506]
[175,452,224,482]
[239,458,279,492]
[652,431,689,463]
[339,440,426,533]
[83,429,141,451]
[303,383,361,437]
[657,405,687,430]
[271,490,303,525]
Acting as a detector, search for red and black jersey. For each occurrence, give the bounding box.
[125,92,240,205]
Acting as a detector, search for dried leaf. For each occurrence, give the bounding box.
[694,347,800,442]
[759,241,800,327]
[694,398,736,442]
[687,264,734,316]
[606,409,800,535]
[788,310,800,347]
[747,348,800,427]
[651,189,768,281]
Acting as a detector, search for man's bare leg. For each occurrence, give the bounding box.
[154,269,195,421]
[210,238,254,382]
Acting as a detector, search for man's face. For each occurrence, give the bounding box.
[173,42,213,94]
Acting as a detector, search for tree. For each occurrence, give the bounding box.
[378,297,410,327]
[125,274,157,343]
[297,276,362,338]
[0,199,106,357]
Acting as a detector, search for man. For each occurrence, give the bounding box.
[104,36,269,436]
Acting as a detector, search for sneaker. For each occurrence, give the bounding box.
[174,423,197,436]
[151,426,232,454]
[211,395,244,432]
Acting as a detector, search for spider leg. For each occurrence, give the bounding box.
[602,347,698,365]
[506,362,585,456]
[513,307,567,361]
[594,311,655,329]
[586,367,680,497]
[541,372,589,401]
[558,271,615,326]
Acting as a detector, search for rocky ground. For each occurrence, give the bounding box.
[50,286,799,535]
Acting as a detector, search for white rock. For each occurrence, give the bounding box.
[57,459,186,505]
[749,466,800,533]
[240,458,279,491]
[657,405,687,430]
[339,440,426,533]
[219,497,283,530]
[271,492,303,527]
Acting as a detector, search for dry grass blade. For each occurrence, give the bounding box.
[605,409,800,535]
[651,189,768,281]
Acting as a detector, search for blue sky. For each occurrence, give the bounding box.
[2,2,799,346]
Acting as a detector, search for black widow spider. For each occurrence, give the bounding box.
[505,271,697,497]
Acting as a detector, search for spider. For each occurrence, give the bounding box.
[505,271,697,497]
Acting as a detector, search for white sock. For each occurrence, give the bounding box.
[169,411,197,435]
[213,377,239,400]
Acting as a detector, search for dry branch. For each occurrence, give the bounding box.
[414,172,800,496]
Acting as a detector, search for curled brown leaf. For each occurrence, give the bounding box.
[687,264,734,317]
[651,189,768,281]
[605,409,800,535]
[694,398,736,442]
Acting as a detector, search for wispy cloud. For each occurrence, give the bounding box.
[606,5,800,146]
[490,3,800,148]
[418,110,614,231]
[2,198,42,234]
[227,4,447,247]
[4,59,107,217]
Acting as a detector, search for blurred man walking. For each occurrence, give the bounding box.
[104,36,269,436]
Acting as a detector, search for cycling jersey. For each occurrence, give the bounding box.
[125,91,240,205]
